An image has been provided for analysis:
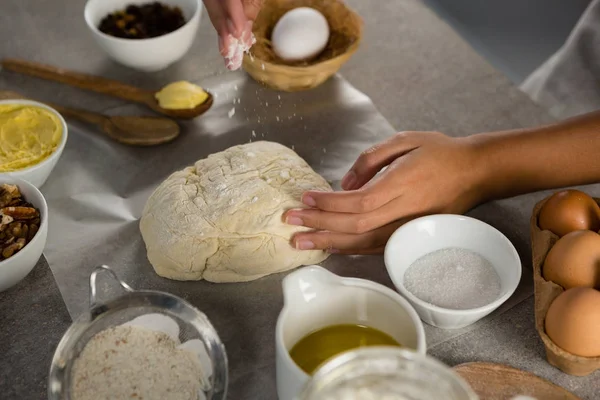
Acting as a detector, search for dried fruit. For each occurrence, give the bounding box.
[98,2,186,39]
[0,184,41,262]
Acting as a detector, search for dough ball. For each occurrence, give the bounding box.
[140,141,332,282]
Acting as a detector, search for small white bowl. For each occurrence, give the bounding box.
[0,100,68,189]
[384,214,521,330]
[0,177,48,292]
[84,0,202,72]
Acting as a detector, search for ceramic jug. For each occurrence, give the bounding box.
[275,265,426,400]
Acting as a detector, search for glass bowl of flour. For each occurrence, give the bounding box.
[298,347,478,400]
[48,265,228,400]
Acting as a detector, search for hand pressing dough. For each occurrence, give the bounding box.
[140,141,332,282]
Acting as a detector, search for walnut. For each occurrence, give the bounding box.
[2,238,25,259]
[0,184,21,208]
[0,184,41,262]
[1,206,39,220]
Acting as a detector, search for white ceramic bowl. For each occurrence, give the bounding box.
[84,0,202,72]
[0,100,68,189]
[0,177,48,292]
[384,214,521,330]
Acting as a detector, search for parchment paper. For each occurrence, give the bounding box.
[33,71,534,396]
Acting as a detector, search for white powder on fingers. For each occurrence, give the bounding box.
[225,31,256,71]
[403,248,501,310]
[72,325,204,400]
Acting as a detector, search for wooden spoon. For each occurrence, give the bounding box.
[1,58,213,120]
[453,362,581,400]
[0,90,180,146]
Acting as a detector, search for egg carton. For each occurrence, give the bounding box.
[530,196,600,376]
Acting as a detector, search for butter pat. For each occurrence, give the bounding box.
[155,81,209,110]
[0,104,63,172]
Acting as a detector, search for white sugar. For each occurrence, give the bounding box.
[403,248,501,310]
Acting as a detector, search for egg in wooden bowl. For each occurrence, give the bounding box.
[243,0,363,92]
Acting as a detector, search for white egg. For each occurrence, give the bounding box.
[271,7,330,62]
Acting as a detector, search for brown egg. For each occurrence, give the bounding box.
[545,287,600,357]
[543,230,600,289]
[538,190,600,237]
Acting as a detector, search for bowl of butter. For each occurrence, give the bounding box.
[0,100,68,188]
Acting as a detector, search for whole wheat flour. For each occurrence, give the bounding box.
[71,325,204,400]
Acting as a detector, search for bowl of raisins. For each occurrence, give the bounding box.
[84,0,202,72]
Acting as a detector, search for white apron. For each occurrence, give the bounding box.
[521,0,600,119]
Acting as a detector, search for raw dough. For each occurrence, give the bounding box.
[140,141,332,282]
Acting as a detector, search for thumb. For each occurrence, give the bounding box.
[341,132,420,191]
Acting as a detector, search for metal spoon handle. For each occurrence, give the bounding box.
[2,58,152,104]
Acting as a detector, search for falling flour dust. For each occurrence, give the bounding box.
[403,248,501,310]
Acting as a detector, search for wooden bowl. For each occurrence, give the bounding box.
[243,0,363,92]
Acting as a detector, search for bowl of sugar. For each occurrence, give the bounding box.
[384,214,521,330]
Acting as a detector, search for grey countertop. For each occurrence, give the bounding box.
[0,0,598,399]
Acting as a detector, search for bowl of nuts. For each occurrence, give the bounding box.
[0,177,47,292]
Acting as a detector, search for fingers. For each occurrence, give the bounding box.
[225,0,249,35]
[291,220,405,252]
[341,132,420,190]
[300,189,382,214]
[203,0,229,37]
[242,0,264,21]
[302,161,407,214]
[285,196,410,234]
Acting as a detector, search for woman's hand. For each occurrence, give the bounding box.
[203,0,264,68]
[284,132,486,254]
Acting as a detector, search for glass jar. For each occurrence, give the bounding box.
[297,347,478,400]
[48,265,228,400]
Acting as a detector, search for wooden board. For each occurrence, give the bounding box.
[453,362,581,400]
